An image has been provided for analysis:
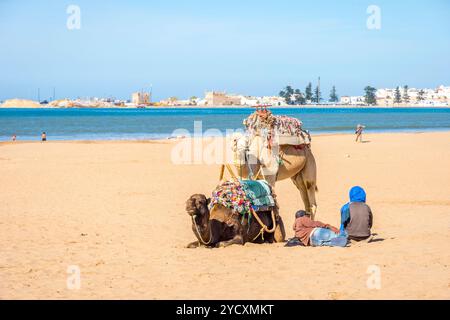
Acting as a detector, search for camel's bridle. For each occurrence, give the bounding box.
[191,214,212,246]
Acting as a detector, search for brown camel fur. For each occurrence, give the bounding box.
[231,134,318,219]
[186,194,286,248]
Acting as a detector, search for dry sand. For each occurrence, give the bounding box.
[1,99,41,108]
[1,132,449,299]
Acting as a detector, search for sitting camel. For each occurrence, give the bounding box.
[186,194,285,248]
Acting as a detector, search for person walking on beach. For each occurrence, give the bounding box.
[340,186,373,243]
[355,124,365,142]
[41,132,47,142]
[12,134,16,141]
[292,210,348,247]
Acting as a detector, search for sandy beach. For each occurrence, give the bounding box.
[1,132,449,299]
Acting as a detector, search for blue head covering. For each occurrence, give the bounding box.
[340,186,366,233]
[349,186,366,203]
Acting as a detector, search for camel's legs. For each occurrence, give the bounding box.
[302,149,318,219]
[274,216,286,242]
[186,241,201,248]
[291,173,312,214]
[301,173,317,219]
[216,234,244,247]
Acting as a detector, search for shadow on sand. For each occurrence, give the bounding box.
[369,233,385,243]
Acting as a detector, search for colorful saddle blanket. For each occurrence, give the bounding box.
[209,180,275,218]
[240,179,275,210]
[243,110,310,145]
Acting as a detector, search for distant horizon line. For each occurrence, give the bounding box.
[2,83,449,103]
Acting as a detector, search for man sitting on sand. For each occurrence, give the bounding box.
[292,210,347,247]
[340,186,373,242]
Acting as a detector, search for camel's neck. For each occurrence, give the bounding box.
[193,210,212,245]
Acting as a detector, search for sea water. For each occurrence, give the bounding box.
[1,107,449,141]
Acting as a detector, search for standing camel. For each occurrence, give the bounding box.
[231,134,318,219]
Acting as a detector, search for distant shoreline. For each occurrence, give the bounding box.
[2,128,450,144]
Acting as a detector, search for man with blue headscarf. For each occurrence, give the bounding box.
[340,186,373,242]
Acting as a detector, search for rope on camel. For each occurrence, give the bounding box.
[250,207,277,241]
[191,203,215,246]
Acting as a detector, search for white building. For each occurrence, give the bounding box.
[351,96,365,105]
[340,95,365,105]
[375,85,449,106]
[240,96,260,106]
[261,96,286,106]
[340,96,351,105]
[436,85,450,101]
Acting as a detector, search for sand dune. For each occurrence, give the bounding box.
[1,99,41,108]
[0,132,449,299]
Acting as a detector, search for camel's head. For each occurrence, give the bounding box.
[185,194,210,220]
[228,132,251,174]
[228,132,247,156]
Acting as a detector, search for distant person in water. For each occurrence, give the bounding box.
[292,210,347,247]
[12,134,16,141]
[41,132,47,141]
[340,186,373,242]
[355,124,365,142]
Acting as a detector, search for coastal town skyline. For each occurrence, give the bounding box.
[2,83,449,108]
[1,1,449,101]
[2,81,449,101]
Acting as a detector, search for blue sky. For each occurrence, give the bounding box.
[0,0,449,101]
